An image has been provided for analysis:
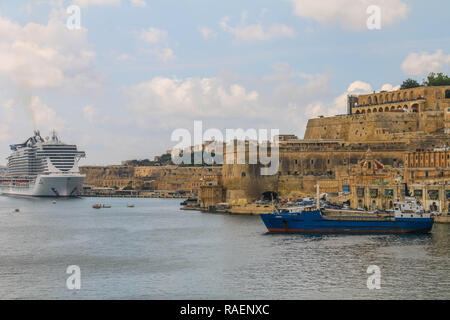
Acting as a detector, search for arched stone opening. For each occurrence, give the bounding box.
[373,108,377,113]
[361,110,366,114]
[412,103,419,113]
[384,107,389,112]
[356,110,361,114]
[262,191,278,202]
[390,106,395,111]
[368,109,372,113]
[378,107,383,112]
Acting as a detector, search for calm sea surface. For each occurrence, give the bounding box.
[0,196,448,300]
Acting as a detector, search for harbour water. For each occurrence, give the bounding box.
[0,196,448,300]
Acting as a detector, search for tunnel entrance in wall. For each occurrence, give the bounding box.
[262,191,278,202]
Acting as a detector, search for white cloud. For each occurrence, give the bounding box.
[289,0,408,31]
[83,105,99,123]
[28,96,66,132]
[0,125,8,142]
[199,27,217,40]
[130,0,147,7]
[380,83,400,91]
[220,12,294,42]
[139,27,168,44]
[401,50,450,76]
[0,16,97,89]
[127,77,260,128]
[116,53,130,61]
[148,48,175,62]
[307,80,373,117]
[138,27,175,63]
[74,0,121,7]
[125,68,334,139]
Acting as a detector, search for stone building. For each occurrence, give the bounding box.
[218,85,450,212]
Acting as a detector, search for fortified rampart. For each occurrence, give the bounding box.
[81,165,221,193]
[304,112,445,142]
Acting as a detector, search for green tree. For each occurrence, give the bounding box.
[400,78,421,89]
[423,72,450,86]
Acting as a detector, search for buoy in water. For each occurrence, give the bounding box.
[14,208,20,212]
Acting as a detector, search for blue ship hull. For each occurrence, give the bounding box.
[260,209,434,234]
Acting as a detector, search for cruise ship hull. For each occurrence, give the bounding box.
[0,174,85,197]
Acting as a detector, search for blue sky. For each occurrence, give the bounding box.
[0,0,449,165]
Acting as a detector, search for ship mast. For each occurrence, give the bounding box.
[316,184,320,209]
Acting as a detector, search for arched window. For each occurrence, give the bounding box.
[378,107,383,112]
[446,90,450,99]
[368,109,372,113]
[391,106,395,111]
[374,96,378,104]
[361,110,366,114]
[373,108,377,113]
[368,97,372,104]
[356,110,360,114]
[385,107,389,112]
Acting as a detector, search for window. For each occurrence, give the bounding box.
[241,172,246,177]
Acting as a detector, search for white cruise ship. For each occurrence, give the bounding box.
[0,131,86,197]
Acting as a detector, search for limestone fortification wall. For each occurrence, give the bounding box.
[80,165,136,189]
[81,165,222,193]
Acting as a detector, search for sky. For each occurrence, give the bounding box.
[0,0,449,165]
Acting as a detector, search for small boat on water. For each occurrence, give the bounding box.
[102,204,111,208]
[92,204,101,209]
[260,186,434,234]
[127,204,135,208]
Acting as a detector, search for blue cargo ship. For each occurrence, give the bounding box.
[261,197,434,234]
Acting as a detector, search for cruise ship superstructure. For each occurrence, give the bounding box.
[0,131,86,197]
